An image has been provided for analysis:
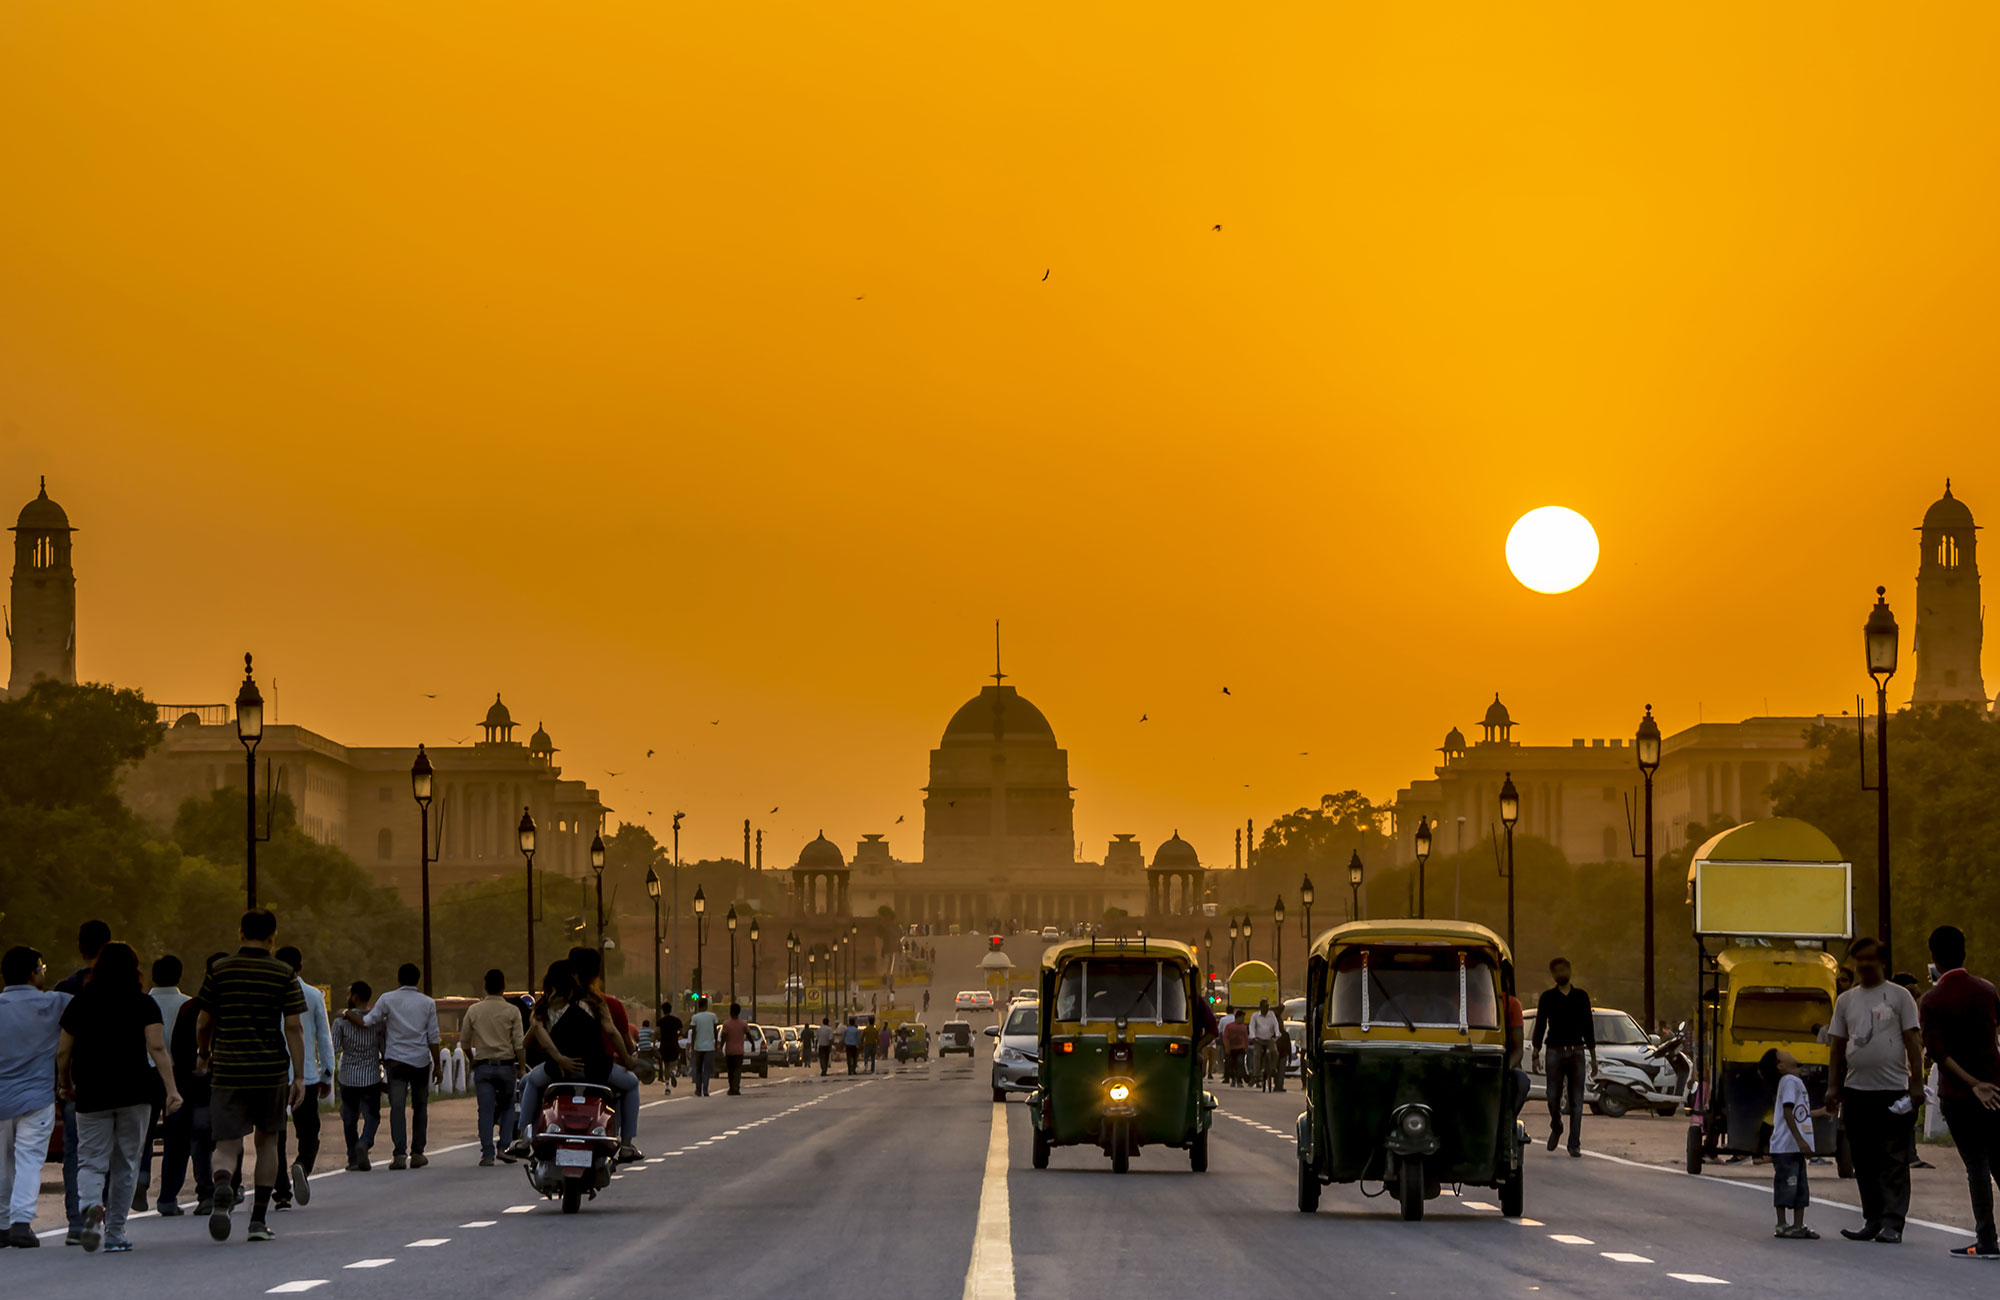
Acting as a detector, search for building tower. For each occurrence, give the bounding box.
[6,478,77,699]
[1911,481,1988,707]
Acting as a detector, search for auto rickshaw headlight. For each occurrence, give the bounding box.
[1107,1082,1132,1103]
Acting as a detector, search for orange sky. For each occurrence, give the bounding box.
[4,4,1999,866]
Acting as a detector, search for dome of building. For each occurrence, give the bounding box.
[940,685,1057,747]
[484,693,513,730]
[1923,480,1976,531]
[1151,831,1200,869]
[1483,693,1512,728]
[528,722,554,752]
[1443,726,1467,751]
[796,831,845,868]
[13,478,71,532]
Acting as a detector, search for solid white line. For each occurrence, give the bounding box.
[345,1260,395,1269]
[961,1102,1016,1300]
[1578,1149,1976,1238]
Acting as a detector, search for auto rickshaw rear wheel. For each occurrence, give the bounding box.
[1296,1160,1320,1213]
[1031,1127,1050,1170]
[1684,1126,1703,1176]
[1189,1130,1208,1173]
[1397,1156,1425,1221]
[1110,1123,1131,1174]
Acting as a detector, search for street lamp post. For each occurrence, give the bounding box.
[590,832,607,947]
[646,867,663,1018]
[832,938,842,1012]
[1273,896,1286,993]
[1241,915,1253,975]
[1228,917,1239,968]
[1203,927,1215,1000]
[235,654,264,909]
[749,917,761,1020]
[1299,874,1314,946]
[1347,850,1363,920]
[1499,773,1520,953]
[785,931,797,1024]
[692,885,708,1000]
[517,806,538,983]
[411,745,435,994]
[727,905,740,1003]
[671,812,684,1003]
[1634,705,1662,1030]
[1413,816,1432,919]
[1864,587,1899,962]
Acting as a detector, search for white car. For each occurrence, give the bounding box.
[955,989,995,1011]
[1522,1006,1662,1112]
[1039,926,1061,942]
[988,1002,1040,1101]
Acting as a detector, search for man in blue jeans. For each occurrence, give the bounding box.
[687,997,719,1097]
[460,969,526,1166]
[53,919,110,1243]
[343,964,439,1171]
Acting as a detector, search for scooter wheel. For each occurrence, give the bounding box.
[561,1183,583,1215]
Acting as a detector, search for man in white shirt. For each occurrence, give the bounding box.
[273,947,334,1209]
[1825,935,1924,1244]
[1248,999,1285,1092]
[341,964,439,1170]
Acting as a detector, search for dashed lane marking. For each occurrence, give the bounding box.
[344,1260,394,1269]
[1667,1275,1730,1285]
[267,1284,328,1293]
[461,1221,496,1227]
[406,1237,450,1247]
[502,1205,536,1213]
[1601,1252,1655,1264]
[1548,1234,1595,1245]
[1512,1218,1545,1227]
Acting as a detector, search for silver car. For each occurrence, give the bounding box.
[987,1002,1040,1102]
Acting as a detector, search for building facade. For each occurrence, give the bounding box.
[1911,481,1988,708]
[6,479,77,698]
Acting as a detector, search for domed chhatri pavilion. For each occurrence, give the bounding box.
[788,653,1175,930]
[7,477,78,699]
[1912,480,1988,708]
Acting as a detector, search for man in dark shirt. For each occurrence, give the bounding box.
[159,952,227,1215]
[1918,925,2000,1260]
[52,919,110,1244]
[195,910,305,1245]
[658,1007,684,1092]
[1531,957,1596,1157]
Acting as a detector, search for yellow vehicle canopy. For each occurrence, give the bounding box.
[1687,818,1852,940]
[1227,960,1278,1011]
[1713,945,1839,1064]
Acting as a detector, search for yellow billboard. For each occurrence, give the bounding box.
[1693,860,1852,940]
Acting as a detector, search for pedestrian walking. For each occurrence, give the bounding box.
[1531,957,1596,1157]
[657,1005,684,1093]
[843,1017,861,1075]
[1249,999,1284,1092]
[54,918,111,1245]
[195,909,307,1244]
[134,954,188,1214]
[878,1021,893,1071]
[1918,924,2000,1260]
[818,1016,834,1076]
[1825,936,1923,1244]
[723,1002,749,1095]
[58,942,184,1253]
[331,981,383,1171]
[343,963,439,1171]
[0,946,72,1247]
[862,1018,878,1074]
[1762,1047,1822,1239]
[271,946,333,1210]
[688,997,719,1097]
[462,968,526,1166]
[1221,1010,1249,1086]
[161,954,226,1216]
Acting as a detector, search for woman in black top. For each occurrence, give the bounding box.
[510,963,629,1154]
[57,943,182,1253]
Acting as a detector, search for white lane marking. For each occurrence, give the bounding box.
[1548,1233,1595,1245]
[1512,1217,1545,1226]
[460,1221,496,1228]
[268,1284,328,1294]
[1667,1275,1730,1285]
[1460,1200,1498,1211]
[961,1101,1015,1300]
[1601,1252,1654,1263]
[344,1260,395,1269]
[502,1205,536,1213]
[406,1237,450,1247]
[1579,1149,1975,1239]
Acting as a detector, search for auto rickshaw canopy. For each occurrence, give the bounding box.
[1226,960,1278,1010]
[1040,936,1198,971]
[1685,817,1852,940]
[1307,919,1510,1045]
[1307,918,1511,964]
[1710,945,1839,1065]
[1042,938,1199,1029]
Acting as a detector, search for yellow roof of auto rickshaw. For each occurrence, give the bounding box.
[1714,945,1840,985]
[1307,918,1510,963]
[1227,960,1276,982]
[1040,936,1197,970]
[1685,817,1845,889]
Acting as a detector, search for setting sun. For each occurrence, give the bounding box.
[1506,507,1600,594]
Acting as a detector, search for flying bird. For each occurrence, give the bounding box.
[1041,269,1049,281]
[894,815,904,824]
[948,800,957,808]
[711,720,720,725]
[770,807,779,814]
[1139,713,1148,722]
[1212,224,1222,232]
[606,770,622,778]
[423,693,437,699]
[646,749,655,758]
[1221,687,1231,695]
[449,735,470,745]
[1299,752,1310,756]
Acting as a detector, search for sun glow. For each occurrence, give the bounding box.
[1506,507,1600,594]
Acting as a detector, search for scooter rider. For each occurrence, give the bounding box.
[507,962,637,1161]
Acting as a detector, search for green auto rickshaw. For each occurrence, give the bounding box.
[1028,938,1216,1174]
[1296,919,1526,1220]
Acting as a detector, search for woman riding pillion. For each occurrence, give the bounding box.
[507,961,640,1162]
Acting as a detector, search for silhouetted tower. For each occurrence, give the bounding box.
[7,478,77,699]
[1911,481,1988,707]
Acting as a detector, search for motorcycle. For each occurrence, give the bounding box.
[1592,1024,1692,1119]
[527,1082,619,1213]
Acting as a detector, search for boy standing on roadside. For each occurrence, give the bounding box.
[1762,1047,1821,1240]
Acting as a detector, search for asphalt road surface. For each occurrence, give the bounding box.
[9,934,1987,1298]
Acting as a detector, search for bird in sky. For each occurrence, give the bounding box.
[711,720,720,725]
[1041,269,1049,281]
[1299,752,1310,756]
[646,749,655,758]
[1221,687,1232,695]
[855,295,864,300]
[895,815,905,824]
[423,693,437,699]
[449,735,469,745]
[770,806,779,814]
[948,800,957,808]
[1139,713,1149,722]
[606,770,622,778]
[1212,224,1222,232]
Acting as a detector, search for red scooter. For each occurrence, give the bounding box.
[528,1082,618,1213]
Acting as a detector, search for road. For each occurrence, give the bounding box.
[9,934,1984,1297]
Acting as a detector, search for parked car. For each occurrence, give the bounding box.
[938,1020,976,1057]
[1285,1020,1308,1078]
[987,1002,1040,1101]
[776,1025,802,1066]
[1522,1006,1654,1109]
[955,989,995,1012]
[740,1024,771,1078]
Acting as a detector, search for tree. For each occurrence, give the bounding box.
[0,679,161,815]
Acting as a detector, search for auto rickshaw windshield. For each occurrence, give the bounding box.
[1328,946,1500,1030]
[1729,986,1832,1045]
[1052,959,1190,1024]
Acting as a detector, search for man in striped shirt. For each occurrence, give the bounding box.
[194,909,305,1245]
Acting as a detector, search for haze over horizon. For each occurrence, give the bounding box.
[6,5,1999,863]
